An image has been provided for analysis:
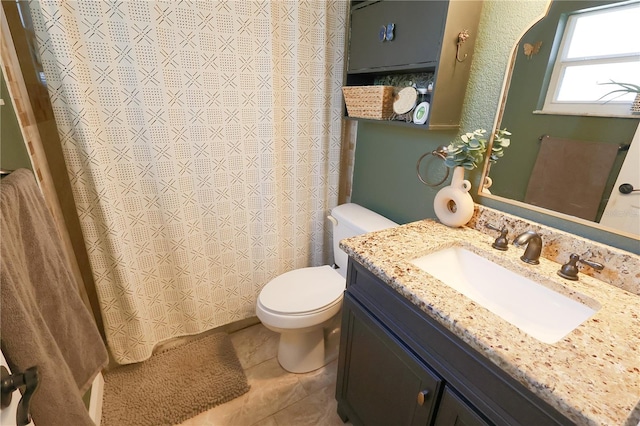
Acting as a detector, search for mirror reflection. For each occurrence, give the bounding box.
[482,0,640,238]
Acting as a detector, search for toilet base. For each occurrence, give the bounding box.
[276,316,341,374]
[277,328,325,373]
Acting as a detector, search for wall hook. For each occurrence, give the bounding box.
[456,29,469,62]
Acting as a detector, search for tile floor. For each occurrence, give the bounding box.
[179,323,348,426]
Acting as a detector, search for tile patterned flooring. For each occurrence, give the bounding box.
[179,323,348,426]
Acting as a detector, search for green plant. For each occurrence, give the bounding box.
[444,128,511,170]
[489,128,511,164]
[598,80,640,102]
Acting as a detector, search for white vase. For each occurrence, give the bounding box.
[434,166,474,227]
[482,176,493,194]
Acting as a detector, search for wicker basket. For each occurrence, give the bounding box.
[342,86,395,120]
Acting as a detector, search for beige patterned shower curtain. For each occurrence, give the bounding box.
[28,0,346,364]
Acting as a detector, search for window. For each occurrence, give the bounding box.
[542,2,640,116]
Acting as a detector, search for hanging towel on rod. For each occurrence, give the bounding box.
[0,169,108,426]
[524,136,619,221]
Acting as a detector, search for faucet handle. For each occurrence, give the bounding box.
[557,254,604,281]
[578,257,604,271]
[485,224,509,251]
[484,223,502,232]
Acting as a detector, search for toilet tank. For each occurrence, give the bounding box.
[329,203,398,275]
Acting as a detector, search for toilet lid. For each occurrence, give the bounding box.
[259,265,345,315]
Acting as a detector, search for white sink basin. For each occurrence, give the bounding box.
[411,247,599,343]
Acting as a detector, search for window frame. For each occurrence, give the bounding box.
[541,2,640,117]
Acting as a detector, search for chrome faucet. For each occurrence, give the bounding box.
[512,231,542,265]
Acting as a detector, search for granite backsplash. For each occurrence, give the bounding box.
[468,205,640,296]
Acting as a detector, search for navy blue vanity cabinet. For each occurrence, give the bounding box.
[434,388,490,426]
[337,294,442,425]
[336,258,575,426]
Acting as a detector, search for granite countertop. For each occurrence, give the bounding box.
[340,219,640,426]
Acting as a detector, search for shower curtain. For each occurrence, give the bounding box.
[28,0,347,364]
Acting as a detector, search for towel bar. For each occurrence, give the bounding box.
[537,135,629,152]
[416,145,449,187]
[1,365,39,426]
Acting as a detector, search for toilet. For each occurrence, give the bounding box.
[256,203,397,373]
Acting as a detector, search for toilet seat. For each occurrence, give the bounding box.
[258,265,345,315]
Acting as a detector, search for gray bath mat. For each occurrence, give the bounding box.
[101,332,250,426]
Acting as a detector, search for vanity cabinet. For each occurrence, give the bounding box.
[339,294,442,425]
[434,388,490,426]
[336,258,574,426]
[344,0,483,129]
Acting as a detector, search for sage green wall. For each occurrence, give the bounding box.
[351,123,457,224]
[1,70,32,172]
[351,0,639,253]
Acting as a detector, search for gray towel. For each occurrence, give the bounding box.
[524,136,619,221]
[1,169,108,426]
